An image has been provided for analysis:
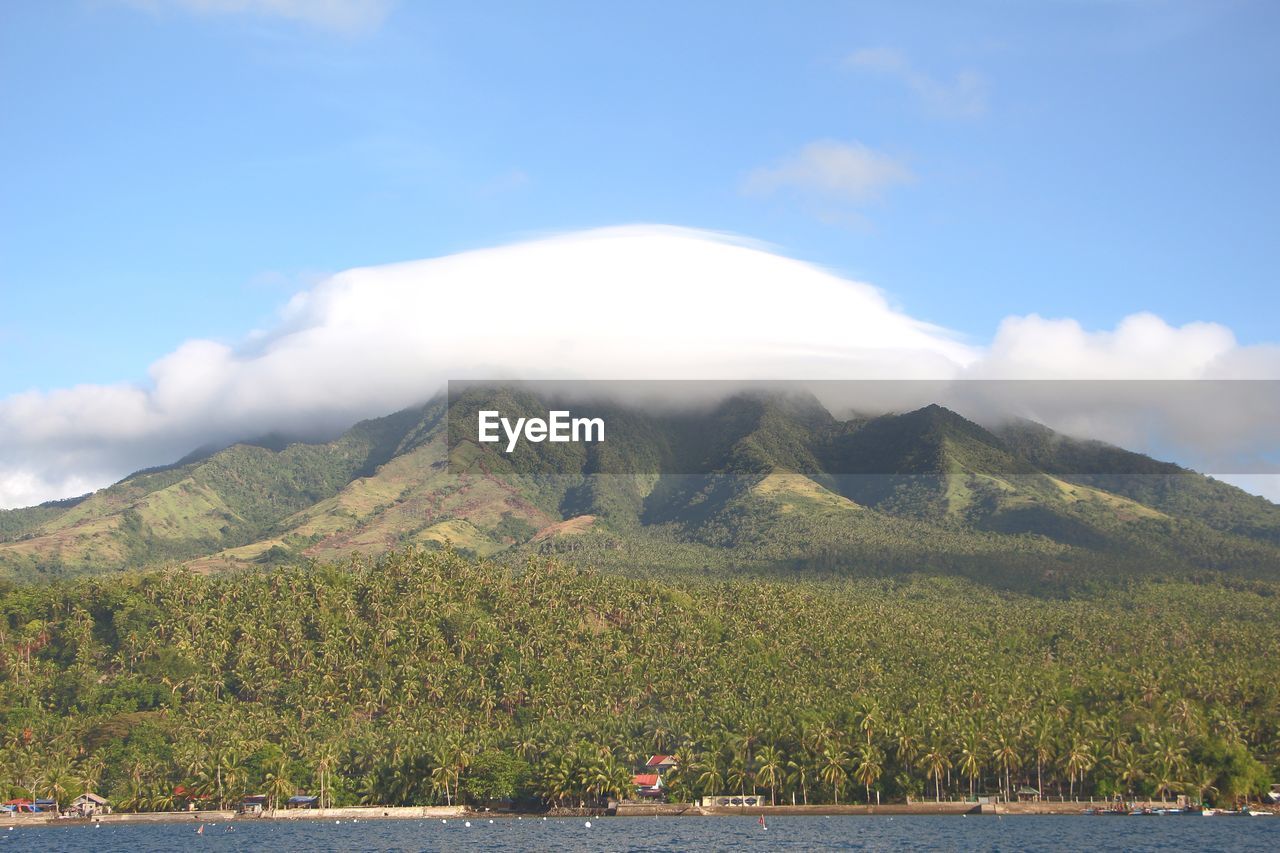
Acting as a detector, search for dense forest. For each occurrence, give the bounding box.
[2,548,1276,811]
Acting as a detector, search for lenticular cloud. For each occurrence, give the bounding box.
[1,225,1277,508]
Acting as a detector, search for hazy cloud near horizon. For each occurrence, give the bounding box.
[1,225,1278,509]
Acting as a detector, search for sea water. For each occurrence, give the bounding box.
[2,814,1277,852]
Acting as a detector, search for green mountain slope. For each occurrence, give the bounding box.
[997,418,1280,546]
[0,403,439,579]
[2,388,1278,585]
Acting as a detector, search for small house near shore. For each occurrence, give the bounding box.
[239,794,268,814]
[286,795,320,809]
[631,754,679,800]
[632,773,663,799]
[71,792,110,816]
[1016,786,1041,801]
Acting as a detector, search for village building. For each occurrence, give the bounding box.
[645,754,678,774]
[286,795,320,809]
[631,773,664,799]
[239,794,269,814]
[71,792,110,817]
[172,785,202,811]
[699,794,764,807]
[629,754,679,800]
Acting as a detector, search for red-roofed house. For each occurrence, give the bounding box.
[632,773,663,799]
[645,755,678,773]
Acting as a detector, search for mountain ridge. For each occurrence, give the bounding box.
[2,388,1277,585]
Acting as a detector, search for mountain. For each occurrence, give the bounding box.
[3,387,1278,585]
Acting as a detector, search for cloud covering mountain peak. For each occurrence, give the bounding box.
[1,225,1276,508]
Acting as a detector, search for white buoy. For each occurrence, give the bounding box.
[584,820,592,828]
[465,821,471,827]
[441,819,446,824]
[334,820,340,824]
[489,819,494,823]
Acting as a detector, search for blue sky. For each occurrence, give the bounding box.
[3,0,1278,399]
[2,1,1280,508]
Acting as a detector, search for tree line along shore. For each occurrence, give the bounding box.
[2,549,1277,815]
[14,798,1261,825]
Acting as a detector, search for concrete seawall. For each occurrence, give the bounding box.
[3,805,468,826]
[8,799,1234,825]
[615,800,1193,817]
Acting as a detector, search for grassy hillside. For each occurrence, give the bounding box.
[997,419,1280,545]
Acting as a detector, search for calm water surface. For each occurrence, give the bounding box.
[3,815,1277,852]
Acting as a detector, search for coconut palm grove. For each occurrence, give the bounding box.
[2,548,1276,811]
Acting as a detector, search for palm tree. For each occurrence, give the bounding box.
[1154,737,1188,800]
[1186,765,1218,807]
[77,754,105,800]
[316,745,338,809]
[755,744,784,806]
[818,748,848,805]
[695,759,725,799]
[430,748,455,805]
[606,757,634,805]
[265,756,293,811]
[1031,717,1055,800]
[726,750,752,801]
[1113,744,1143,798]
[923,747,950,802]
[895,724,921,776]
[958,734,982,799]
[1064,740,1094,800]
[39,760,74,814]
[785,754,810,805]
[115,777,146,813]
[992,739,1019,803]
[853,745,883,804]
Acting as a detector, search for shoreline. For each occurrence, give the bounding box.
[3,805,468,827]
[613,799,1227,817]
[8,799,1272,826]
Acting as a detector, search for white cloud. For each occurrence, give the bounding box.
[847,47,988,119]
[0,226,973,507]
[743,140,915,204]
[972,312,1245,379]
[1,225,1277,508]
[127,0,396,35]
